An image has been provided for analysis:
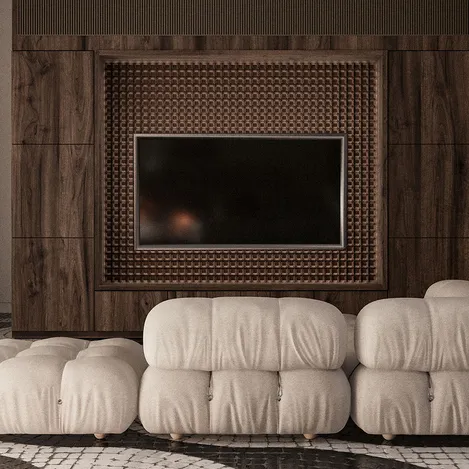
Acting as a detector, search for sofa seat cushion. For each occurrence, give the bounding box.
[343,314,359,378]
[139,368,350,435]
[351,365,469,435]
[355,297,469,371]
[0,337,147,434]
[143,297,346,371]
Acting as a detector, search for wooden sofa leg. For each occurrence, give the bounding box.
[382,434,395,441]
[170,433,183,440]
[94,433,106,440]
[303,433,317,440]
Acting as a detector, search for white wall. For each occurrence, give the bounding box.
[0,0,11,314]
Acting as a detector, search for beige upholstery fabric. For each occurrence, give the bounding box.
[278,369,350,434]
[0,337,147,434]
[0,339,33,363]
[30,337,89,352]
[60,357,139,434]
[430,371,469,434]
[352,295,469,436]
[351,365,469,435]
[342,314,359,378]
[0,355,66,433]
[140,297,351,436]
[355,297,469,371]
[144,297,346,371]
[139,368,351,435]
[351,365,431,435]
[139,368,211,434]
[425,280,469,298]
[210,370,279,434]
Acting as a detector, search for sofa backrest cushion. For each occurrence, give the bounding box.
[143,297,346,371]
[425,280,469,298]
[356,297,469,371]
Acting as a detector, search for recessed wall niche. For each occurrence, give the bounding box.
[96,51,386,290]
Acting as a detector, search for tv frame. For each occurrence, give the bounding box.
[133,133,347,250]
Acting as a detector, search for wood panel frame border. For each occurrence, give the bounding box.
[95,50,387,290]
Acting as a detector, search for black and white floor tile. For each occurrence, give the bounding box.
[1,321,469,468]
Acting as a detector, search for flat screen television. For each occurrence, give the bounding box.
[135,134,346,249]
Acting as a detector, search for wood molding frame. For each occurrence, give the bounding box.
[95,50,387,290]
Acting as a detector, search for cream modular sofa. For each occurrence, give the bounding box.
[351,279,469,440]
[0,337,147,438]
[139,297,353,440]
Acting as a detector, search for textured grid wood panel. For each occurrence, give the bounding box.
[99,53,384,288]
[15,0,469,36]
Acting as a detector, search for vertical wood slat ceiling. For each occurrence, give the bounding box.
[15,0,469,36]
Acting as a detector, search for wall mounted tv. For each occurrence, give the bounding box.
[135,134,346,249]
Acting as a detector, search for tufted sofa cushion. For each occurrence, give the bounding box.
[425,279,469,298]
[355,297,469,371]
[343,314,359,378]
[0,337,147,434]
[143,297,347,371]
[140,367,350,435]
[351,365,469,435]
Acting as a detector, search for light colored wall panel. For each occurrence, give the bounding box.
[0,0,12,313]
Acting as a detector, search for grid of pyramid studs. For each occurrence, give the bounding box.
[102,58,379,285]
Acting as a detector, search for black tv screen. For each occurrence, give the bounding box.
[135,135,346,249]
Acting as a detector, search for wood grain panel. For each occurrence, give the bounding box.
[13,145,93,237]
[13,35,85,50]
[12,239,93,331]
[331,36,469,50]
[95,289,373,332]
[389,238,469,298]
[95,292,139,331]
[390,145,469,237]
[82,35,469,51]
[314,291,388,316]
[85,35,335,51]
[85,35,192,50]
[95,291,169,331]
[389,52,469,144]
[167,291,282,299]
[13,51,94,144]
[11,34,469,53]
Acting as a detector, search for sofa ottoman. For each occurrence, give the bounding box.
[351,294,469,439]
[0,337,147,438]
[139,297,351,440]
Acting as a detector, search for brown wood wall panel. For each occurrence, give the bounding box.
[13,35,85,51]
[84,35,334,51]
[330,35,469,50]
[314,291,388,316]
[95,289,386,331]
[13,239,93,331]
[81,35,469,52]
[12,145,94,238]
[168,290,386,316]
[11,33,469,336]
[95,291,171,331]
[389,52,469,144]
[389,238,469,298]
[12,51,94,144]
[12,34,469,54]
[389,145,469,238]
